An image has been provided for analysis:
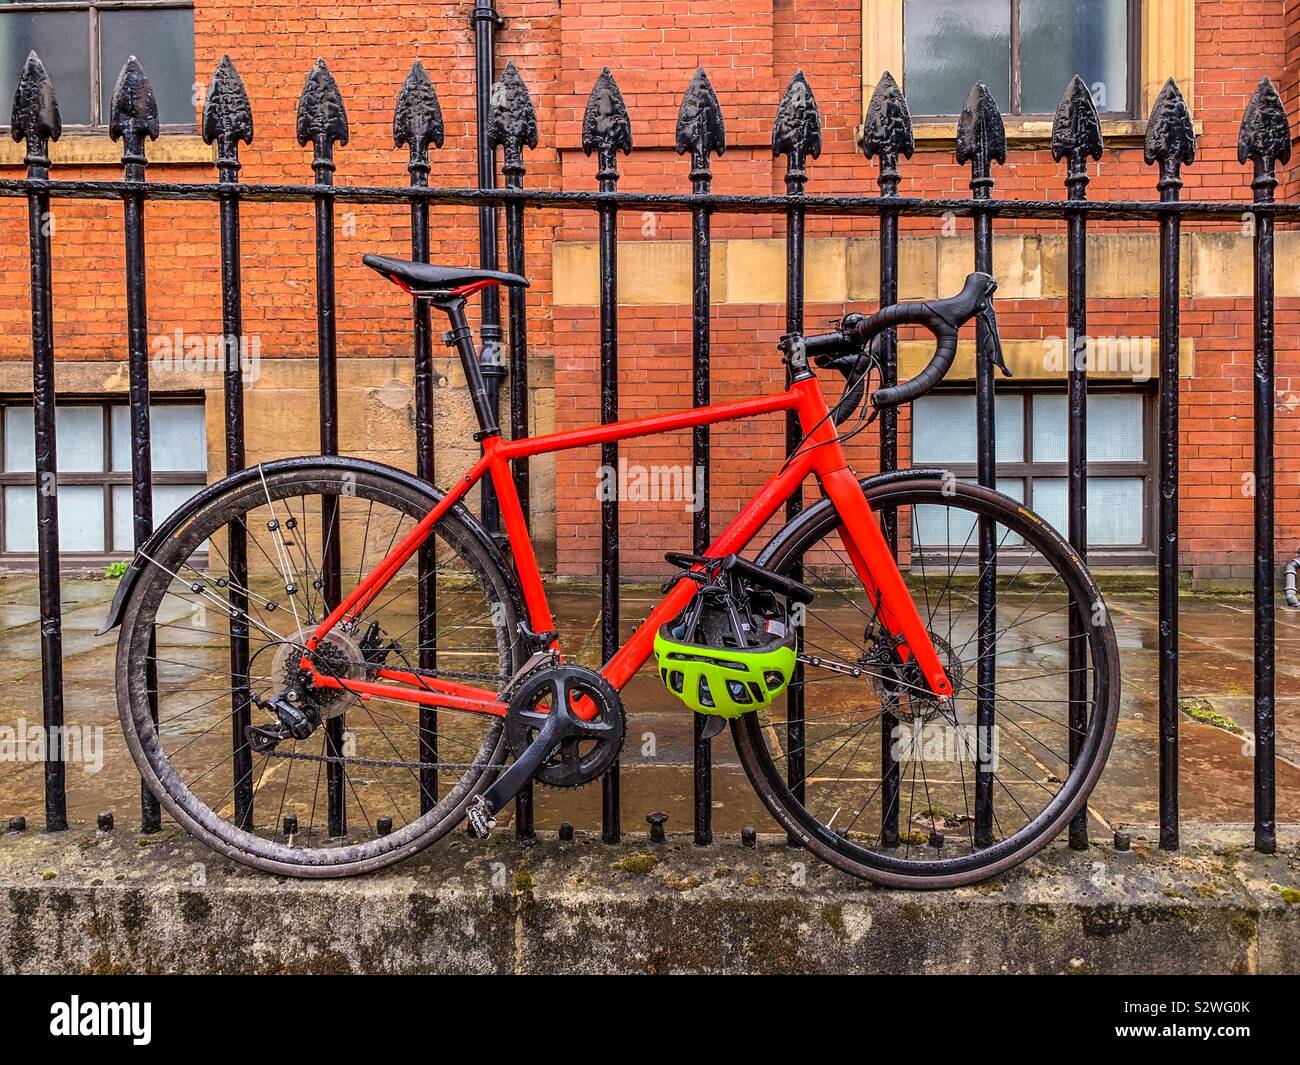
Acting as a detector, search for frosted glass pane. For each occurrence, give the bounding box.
[912,393,1024,464]
[4,405,104,472]
[1032,394,1144,462]
[149,405,207,471]
[0,10,93,125]
[113,483,205,552]
[1033,477,1144,545]
[904,0,1010,115]
[4,484,104,552]
[1020,0,1129,115]
[99,9,195,126]
[912,478,1023,551]
[112,404,208,472]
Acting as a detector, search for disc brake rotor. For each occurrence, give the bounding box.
[270,626,368,720]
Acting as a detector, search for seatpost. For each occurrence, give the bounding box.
[433,294,501,438]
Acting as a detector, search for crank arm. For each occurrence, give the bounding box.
[472,701,573,828]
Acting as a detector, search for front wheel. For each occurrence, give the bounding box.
[732,477,1120,889]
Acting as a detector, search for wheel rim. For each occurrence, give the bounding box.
[739,480,1118,880]
[119,467,516,870]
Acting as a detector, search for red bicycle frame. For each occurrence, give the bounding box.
[301,372,955,717]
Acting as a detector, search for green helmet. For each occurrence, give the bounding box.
[654,573,797,719]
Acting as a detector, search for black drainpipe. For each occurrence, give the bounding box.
[472,0,504,538]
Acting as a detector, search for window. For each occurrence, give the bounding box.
[902,0,1135,117]
[0,398,206,559]
[0,2,195,130]
[911,389,1153,563]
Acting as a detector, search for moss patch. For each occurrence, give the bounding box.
[611,853,658,875]
[1271,884,1300,905]
[1179,697,1243,735]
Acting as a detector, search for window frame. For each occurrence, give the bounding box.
[901,0,1142,119]
[0,393,208,564]
[0,0,196,135]
[911,382,1157,566]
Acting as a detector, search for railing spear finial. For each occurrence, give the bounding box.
[394,60,444,183]
[582,67,632,186]
[10,50,61,176]
[955,81,1006,196]
[675,67,724,187]
[772,70,821,193]
[489,61,538,180]
[1238,75,1291,198]
[109,57,158,177]
[1051,75,1103,199]
[296,57,349,180]
[1144,78,1196,199]
[202,55,254,180]
[862,70,913,197]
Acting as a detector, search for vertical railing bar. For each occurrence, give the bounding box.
[13,51,67,831]
[488,61,539,842]
[109,57,161,833]
[862,71,911,849]
[1052,76,1102,851]
[1239,76,1288,854]
[471,0,504,541]
[297,58,349,837]
[773,71,819,848]
[582,69,632,844]
[1145,79,1195,852]
[202,56,255,830]
[394,60,443,816]
[678,67,724,846]
[956,82,1005,848]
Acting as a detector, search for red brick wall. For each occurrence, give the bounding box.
[0,0,1295,580]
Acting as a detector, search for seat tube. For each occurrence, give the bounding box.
[437,295,500,438]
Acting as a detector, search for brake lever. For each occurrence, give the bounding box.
[977,302,1012,378]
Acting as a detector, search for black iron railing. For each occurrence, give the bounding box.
[2,46,1293,854]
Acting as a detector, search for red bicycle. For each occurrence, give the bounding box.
[105,255,1119,888]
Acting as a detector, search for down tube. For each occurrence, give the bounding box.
[600,445,821,691]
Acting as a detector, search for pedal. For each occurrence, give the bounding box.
[465,795,496,839]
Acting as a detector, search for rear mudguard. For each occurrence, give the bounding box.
[754,466,950,569]
[97,455,518,635]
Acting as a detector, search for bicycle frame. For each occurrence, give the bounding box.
[301,372,955,717]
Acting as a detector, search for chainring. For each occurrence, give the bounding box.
[505,664,626,788]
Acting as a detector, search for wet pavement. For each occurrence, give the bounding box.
[0,575,1298,840]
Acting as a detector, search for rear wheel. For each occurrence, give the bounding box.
[732,478,1120,889]
[115,459,521,877]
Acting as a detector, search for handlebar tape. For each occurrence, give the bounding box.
[859,271,995,409]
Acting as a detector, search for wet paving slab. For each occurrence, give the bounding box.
[0,577,1296,845]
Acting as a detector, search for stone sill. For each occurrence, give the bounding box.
[0,825,1296,974]
[0,132,212,168]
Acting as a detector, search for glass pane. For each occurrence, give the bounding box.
[4,405,104,473]
[903,0,1010,115]
[99,9,195,126]
[1020,0,1129,114]
[1032,393,1144,463]
[911,393,1024,464]
[111,404,207,472]
[912,477,1023,551]
[112,482,205,552]
[0,11,92,125]
[4,484,104,552]
[1033,476,1145,545]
